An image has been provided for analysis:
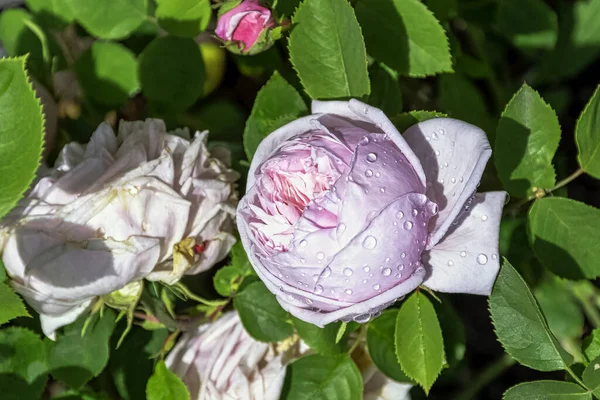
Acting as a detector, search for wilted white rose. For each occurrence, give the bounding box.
[363,365,412,400]
[0,119,238,338]
[166,312,288,400]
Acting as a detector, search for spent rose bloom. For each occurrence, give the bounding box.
[0,119,238,338]
[166,312,288,400]
[237,99,506,326]
[215,0,276,55]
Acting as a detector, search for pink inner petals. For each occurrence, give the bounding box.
[246,130,351,253]
[232,12,271,50]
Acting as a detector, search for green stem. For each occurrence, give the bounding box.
[550,168,584,192]
[453,355,515,400]
[574,290,600,329]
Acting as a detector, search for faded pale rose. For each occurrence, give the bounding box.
[236,99,506,326]
[215,0,276,54]
[0,119,238,338]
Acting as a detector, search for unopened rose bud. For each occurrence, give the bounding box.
[215,0,279,55]
[237,99,506,327]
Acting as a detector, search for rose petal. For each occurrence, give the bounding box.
[422,191,506,295]
[403,118,492,248]
[39,300,92,340]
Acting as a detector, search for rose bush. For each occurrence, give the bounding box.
[237,99,506,326]
[0,119,238,338]
[166,311,412,400]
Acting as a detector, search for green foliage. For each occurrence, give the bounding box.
[243,71,307,160]
[434,297,466,368]
[495,84,561,198]
[75,41,140,107]
[367,64,403,117]
[0,283,30,326]
[288,0,370,99]
[534,277,584,340]
[494,0,558,51]
[576,85,600,179]
[489,260,573,371]
[66,0,147,40]
[155,0,211,37]
[293,318,344,355]
[0,327,48,399]
[504,381,592,399]
[391,110,447,132]
[233,281,294,342]
[367,310,412,383]
[139,36,205,111]
[355,0,452,77]
[395,291,444,394]
[47,310,117,389]
[146,360,190,400]
[0,57,44,220]
[584,329,600,363]
[213,242,254,297]
[583,355,600,397]
[282,354,362,400]
[528,197,600,280]
[25,0,75,30]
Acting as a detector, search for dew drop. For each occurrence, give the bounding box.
[354,313,371,323]
[322,266,331,277]
[444,162,449,167]
[426,136,431,141]
[385,257,391,262]
[313,274,319,282]
[315,285,324,294]
[440,179,444,184]
[365,169,373,177]
[343,268,353,277]
[367,153,377,162]
[141,221,148,232]
[451,177,456,183]
[299,240,307,248]
[492,254,498,260]
[306,298,313,305]
[362,236,377,249]
[362,279,368,284]
[345,288,353,295]
[477,254,488,265]
[460,177,464,183]
[375,172,381,177]
[395,273,402,279]
[301,258,306,263]
[337,223,346,234]
[448,260,454,266]
[435,150,440,156]
[96,227,106,237]
[401,252,406,259]
[403,221,413,230]
[460,251,467,258]
[373,283,381,290]
[363,107,369,114]
[396,211,404,219]
[412,209,418,217]
[316,252,325,261]
[398,264,405,271]
[438,129,445,135]
[382,268,392,276]
[380,187,386,193]
[481,215,488,221]
[432,132,439,140]
[363,265,370,272]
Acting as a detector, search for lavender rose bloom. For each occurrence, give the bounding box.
[0,120,238,338]
[215,0,276,55]
[237,99,506,326]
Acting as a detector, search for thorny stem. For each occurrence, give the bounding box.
[453,354,515,400]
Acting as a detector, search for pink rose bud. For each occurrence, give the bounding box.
[237,99,506,327]
[215,0,277,55]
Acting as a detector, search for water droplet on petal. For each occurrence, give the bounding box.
[492,254,498,260]
[337,223,346,234]
[477,254,488,265]
[299,240,307,248]
[382,268,392,276]
[373,283,381,290]
[365,169,373,177]
[363,265,370,272]
[460,177,464,182]
[398,264,405,271]
[481,215,488,221]
[432,132,439,140]
[367,153,377,162]
[375,172,381,177]
[315,285,324,294]
[363,107,369,114]
[300,258,306,263]
[380,187,386,193]
[316,252,325,261]
[362,236,377,249]
[313,274,319,282]
[439,129,445,135]
[354,313,371,323]
[404,221,413,230]
[451,177,456,183]
[396,211,404,219]
[343,268,353,277]
[401,252,406,259]
[322,266,331,277]
[460,251,467,258]
[395,273,402,279]
[412,209,418,217]
[359,136,369,145]
[448,260,454,266]
[345,288,353,295]
[444,162,449,167]
[435,150,440,156]
[306,298,313,305]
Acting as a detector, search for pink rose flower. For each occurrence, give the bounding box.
[215,0,275,54]
[236,99,506,326]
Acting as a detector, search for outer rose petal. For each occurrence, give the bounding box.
[39,300,92,340]
[422,192,506,295]
[402,118,492,248]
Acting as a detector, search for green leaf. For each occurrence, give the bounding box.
[367,310,412,383]
[489,259,573,371]
[288,0,370,99]
[438,72,495,136]
[155,0,211,37]
[139,36,205,111]
[0,57,44,220]
[528,197,600,280]
[434,296,466,368]
[576,84,600,179]
[75,41,140,107]
[281,354,362,400]
[391,110,447,132]
[503,380,591,399]
[233,281,293,342]
[0,327,48,399]
[367,63,403,117]
[293,318,344,355]
[0,283,30,325]
[67,0,147,40]
[494,0,558,51]
[47,310,117,389]
[395,291,444,394]
[355,0,452,77]
[495,83,561,198]
[583,355,600,397]
[243,71,307,160]
[213,266,243,297]
[584,329,600,363]
[0,10,43,59]
[25,0,75,30]
[146,360,190,400]
[534,276,584,339]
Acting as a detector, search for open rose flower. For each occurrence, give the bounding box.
[215,0,277,55]
[237,99,506,326]
[0,119,238,338]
